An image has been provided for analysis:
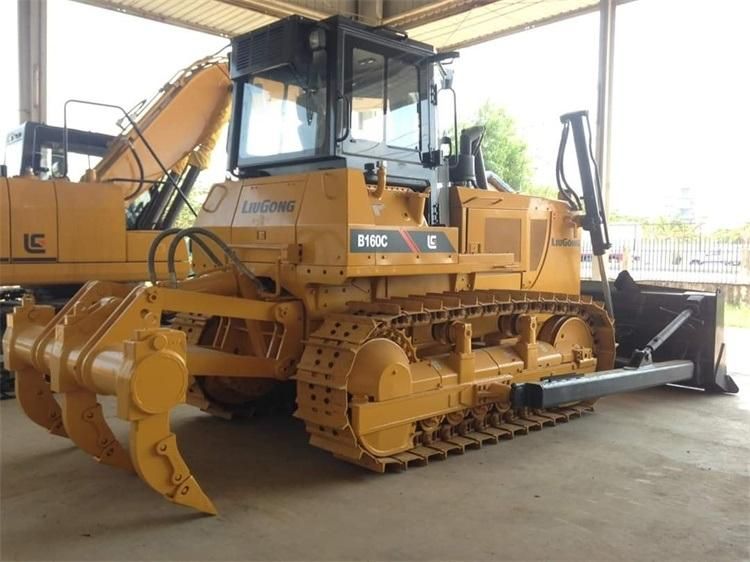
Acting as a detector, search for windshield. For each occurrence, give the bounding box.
[346,44,421,159]
[3,135,23,175]
[237,66,327,165]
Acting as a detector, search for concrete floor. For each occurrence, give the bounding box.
[2,330,749,561]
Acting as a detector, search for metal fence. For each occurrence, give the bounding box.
[580,238,750,284]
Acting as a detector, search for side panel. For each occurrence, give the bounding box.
[56,181,126,263]
[194,182,242,270]
[1,179,184,286]
[232,179,304,248]
[466,208,527,269]
[451,187,580,295]
[297,171,350,267]
[527,206,581,294]
[192,171,580,297]
[7,177,58,262]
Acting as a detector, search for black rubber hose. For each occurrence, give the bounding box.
[123,141,146,201]
[148,227,221,285]
[166,227,265,292]
[555,123,582,210]
[148,228,180,284]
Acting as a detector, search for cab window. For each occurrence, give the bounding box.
[386,58,419,149]
[345,43,421,158]
[237,62,327,166]
[351,49,385,143]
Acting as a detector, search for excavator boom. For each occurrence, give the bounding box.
[93,55,232,202]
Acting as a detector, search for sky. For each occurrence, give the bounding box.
[1,0,749,229]
[454,0,750,228]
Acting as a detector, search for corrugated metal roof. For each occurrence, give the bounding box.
[393,0,606,51]
[73,0,621,49]
[73,0,279,37]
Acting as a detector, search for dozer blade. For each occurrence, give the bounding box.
[582,274,739,394]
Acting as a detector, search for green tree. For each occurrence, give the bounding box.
[712,223,750,242]
[643,218,700,239]
[607,213,702,240]
[523,184,557,199]
[173,183,212,229]
[460,101,532,191]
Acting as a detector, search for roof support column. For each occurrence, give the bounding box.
[18,0,47,124]
[358,0,383,25]
[595,0,616,211]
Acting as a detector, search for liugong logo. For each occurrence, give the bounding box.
[551,238,581,248]
[241,199,296,214]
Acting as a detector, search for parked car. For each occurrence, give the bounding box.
[581,250,640,263]
[689,250,740,266]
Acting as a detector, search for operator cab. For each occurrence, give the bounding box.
[228,16,438,191]
[0,122,196,232]
[3,122,113,179]
[227,15,499,226]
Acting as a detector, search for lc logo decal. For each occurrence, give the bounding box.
[23,233,46,254]
[350,229,455,253]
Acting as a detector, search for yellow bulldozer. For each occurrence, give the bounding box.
[2,16,737,515]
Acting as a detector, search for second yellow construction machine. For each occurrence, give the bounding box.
[3,16,737,515]
[0,54,231,292]
[0,54,231,395]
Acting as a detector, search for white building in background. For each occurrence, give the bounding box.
[671,186,697,222]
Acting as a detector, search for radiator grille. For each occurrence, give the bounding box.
[231,19,300,78]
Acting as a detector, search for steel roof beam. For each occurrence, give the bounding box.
[383,0,494,28]
[215,0,330,21]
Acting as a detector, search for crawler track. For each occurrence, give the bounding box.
[295,290,614,471]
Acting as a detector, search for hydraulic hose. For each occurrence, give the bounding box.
[584,114,611,247]
[122,141,146,201]
[555,122,582,211]
[166,227,266,292]
[147,227,222,285]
